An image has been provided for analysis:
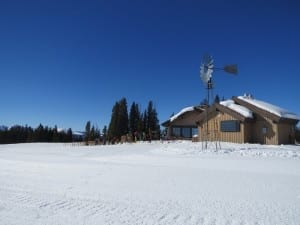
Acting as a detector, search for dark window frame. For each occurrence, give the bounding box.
[171,126,198,138]
[220,120,240,132]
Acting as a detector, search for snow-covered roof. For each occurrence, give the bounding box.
[73,131,85,136]
[220,100,253,118]
[170,106,195,122]
[238,96,300,120]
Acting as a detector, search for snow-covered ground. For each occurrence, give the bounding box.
[0,141,300,225]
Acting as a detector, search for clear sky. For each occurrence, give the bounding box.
[1,0,300,131]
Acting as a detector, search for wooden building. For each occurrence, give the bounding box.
[161,106,204,140]
[232,96,299,144]
[196,101,254,144]
[162,95,299,145]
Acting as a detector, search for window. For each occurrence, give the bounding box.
[182,127,190,138]
[220,120,240,132]
[171,126,198,138]
[192,128,198,137]
[172,127,181,137]
[262,127,267,134]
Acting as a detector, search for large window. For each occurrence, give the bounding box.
[172,127,181,137]
[220,120,240,132]
[171,126,198,138]
[182,127,191,138]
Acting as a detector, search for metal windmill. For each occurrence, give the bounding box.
[199,54,238,149]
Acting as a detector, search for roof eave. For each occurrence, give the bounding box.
[196,103,252,125]
[161,119,171,127]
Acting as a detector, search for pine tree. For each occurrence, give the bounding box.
[129,102,141,135]
[142,110,148,140]
[35,124,44,142]
[102,125,107,144]
[200,98,208,106]
[214,94,220,103]
[95,126,100,140]
[66,128,73,142]
[108,101,120,141]
[85,121,91,145]
[118,97,129,137]
[26,126,34,143]
[90,125,95,141]
[146,101,160,140]
[52,126,59,142]
[108,98,129,141]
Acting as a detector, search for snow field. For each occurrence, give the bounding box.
[0,142,300,225]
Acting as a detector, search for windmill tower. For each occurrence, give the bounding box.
[199,54,238,150]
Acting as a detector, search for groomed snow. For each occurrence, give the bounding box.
[0,142,300,225]
[238,96,300,120]
[170,106,194,122]
[220,99,253,118]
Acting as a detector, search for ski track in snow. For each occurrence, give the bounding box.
[0,142,300,225]
[2,186,293,225]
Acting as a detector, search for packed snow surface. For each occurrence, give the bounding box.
[220,100,253,118]
[238,96,300,120]
[170,106,194,122]
[1,142,300,225]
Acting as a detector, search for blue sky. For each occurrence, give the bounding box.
[1,0,300,131]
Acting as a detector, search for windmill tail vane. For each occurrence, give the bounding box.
[223,64,238,75]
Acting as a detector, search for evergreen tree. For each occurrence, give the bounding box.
[0,124,74,144]
[102,125,107,144]
[85,121,91,144]
[146,101,160,140]
[142,110,148,140]
[66,128,73,142]
[95,126,100,140]
[52,126,60,142]
[118,97,129,136]
[129,102,141,135]
[90,125,95,141]
[108,98,129,141]
[214,94,220,103]
[200,98,208,106]
[108,101,120,141]
[26,126,34,143]
[35,124,44,142]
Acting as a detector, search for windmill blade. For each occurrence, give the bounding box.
[200,64,212,83]
[223,64,238,75]
[200,54,214,83]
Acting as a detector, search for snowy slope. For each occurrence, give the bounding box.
[0,142,300,225]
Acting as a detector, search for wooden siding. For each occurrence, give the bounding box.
[252,114,278,145]
[243,122,253,143]
[199,111,246,143]
[277,123,295,144]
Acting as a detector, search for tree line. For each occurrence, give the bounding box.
[106,98,160,143]
[1,98,161,144]
[0,124,73,144]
